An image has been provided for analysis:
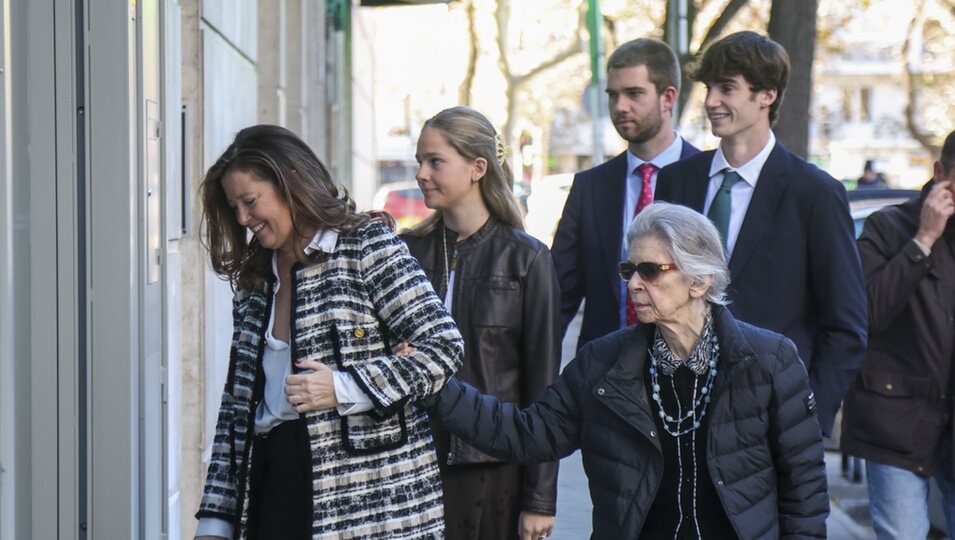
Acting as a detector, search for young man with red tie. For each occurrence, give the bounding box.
[551,38,699,350]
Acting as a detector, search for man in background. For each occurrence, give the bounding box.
[841,130,955,539]
[551,38,698,350]
[655,31,867,437]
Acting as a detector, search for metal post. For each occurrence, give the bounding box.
[586,0,604,166]
[665,0,688,121]
[327,0,352,190]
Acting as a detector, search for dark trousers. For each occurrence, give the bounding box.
[441,462,522,540]
[247,418,312,539]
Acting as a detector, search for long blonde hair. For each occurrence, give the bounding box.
[407,106,524,237]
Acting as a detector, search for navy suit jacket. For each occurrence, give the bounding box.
[654,143,868,435]
[551,140,699,351]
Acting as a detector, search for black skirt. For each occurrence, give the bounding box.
[246,418,313,539]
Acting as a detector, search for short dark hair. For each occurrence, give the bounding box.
[940,130,955,175]
[692,31,790,125]
[606,38,681,95]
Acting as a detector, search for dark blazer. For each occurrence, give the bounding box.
[842,181,955,475]
[654,143,868,436]
[431,304,829,539]
[551,140,699,350]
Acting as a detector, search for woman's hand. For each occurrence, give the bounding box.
[519,511,554,540]
[286,360,337,412]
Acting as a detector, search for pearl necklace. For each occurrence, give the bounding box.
[648,330,719,437]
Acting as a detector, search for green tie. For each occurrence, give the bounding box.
[707,170,742,248]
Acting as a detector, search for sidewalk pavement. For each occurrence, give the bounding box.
[826,450,877,539]
[551,449,880,539]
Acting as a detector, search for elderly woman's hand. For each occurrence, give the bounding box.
[392,341,417,356]
[285,360,338,412]
[519,511,554,540]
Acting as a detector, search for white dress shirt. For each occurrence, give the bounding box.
[703,131,776,259]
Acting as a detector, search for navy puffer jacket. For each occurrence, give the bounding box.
[432,304,828,539]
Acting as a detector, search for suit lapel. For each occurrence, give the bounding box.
[594,153,629,305]
[680,139,701,160]
[729,144,789,280]
[683,153,713,212]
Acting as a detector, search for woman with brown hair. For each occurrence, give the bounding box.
[400,107,561,540]
[193,124,463,539]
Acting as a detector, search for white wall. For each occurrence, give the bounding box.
[199,0,258,467]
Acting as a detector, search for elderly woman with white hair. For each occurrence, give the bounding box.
[428,202,829,539]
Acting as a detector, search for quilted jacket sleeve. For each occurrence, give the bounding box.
[430,353,588,464]
[347,220,464,415]
[769,337,830,539]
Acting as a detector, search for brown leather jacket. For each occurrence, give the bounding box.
[401,216,561,514]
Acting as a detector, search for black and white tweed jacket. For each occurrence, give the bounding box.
[197,220,464,539]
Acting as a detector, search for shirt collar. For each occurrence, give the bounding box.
[304,228,339,255]
[626,131,685,173]
[651,308,719,376]
[270,228,338,288]
[709,130,776,186]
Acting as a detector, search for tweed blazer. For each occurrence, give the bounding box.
[197,219,464,539]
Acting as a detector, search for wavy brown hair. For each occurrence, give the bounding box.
[407,106,524,237]
[200,124,390,290]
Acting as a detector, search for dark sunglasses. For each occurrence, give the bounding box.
[618,261,677,282]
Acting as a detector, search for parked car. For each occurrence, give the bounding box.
[524,173,574,246]
[847,188,919,237]
[372,181,432,230]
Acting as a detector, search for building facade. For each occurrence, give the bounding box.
[0,1,377,538]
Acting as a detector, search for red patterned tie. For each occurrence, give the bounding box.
[626,162,658,325]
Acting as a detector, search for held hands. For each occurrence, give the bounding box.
[916,180,955,249]
[285,360,337,412]
[519,511,555,540]
[392,341,417,356]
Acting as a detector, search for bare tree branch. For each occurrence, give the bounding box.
[902,0,942,155]
[495,0,587,144]
[513,17,585,87]
[495,0,513,85]
[675,0,749,121]
[458,0,478,105]
[699,0,749,52]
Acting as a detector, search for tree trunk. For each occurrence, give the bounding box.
[768,0,819,159]
[458,0,478,106]
[901,0,942,156]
